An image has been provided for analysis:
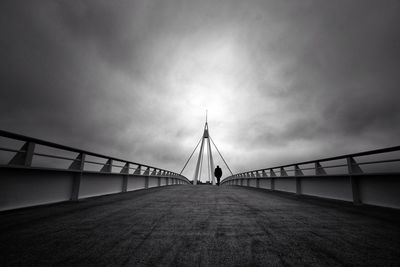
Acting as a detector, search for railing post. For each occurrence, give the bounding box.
[156,170,162,185]
[69,153,85,201]
[270,169,276,190]
[163,171,168,185]
[143,167,150,189]
[280,167,288,176]
[294,165,303,195]
[151,168,160,187]
[120,162,129,192]
[100,159,112,173]
[133,165,144,188]
[315,162,327,175]
[134,165,141,175]
[256,171,260,188]
[347,157,362,205]
[9,142,35,166]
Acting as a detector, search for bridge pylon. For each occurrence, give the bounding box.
[180,112,234,185]
[192,119,215,185]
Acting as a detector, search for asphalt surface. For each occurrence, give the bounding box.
[1,185,400,266]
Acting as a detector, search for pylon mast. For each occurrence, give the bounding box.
[193,114,216,185]
[180,111,232,184]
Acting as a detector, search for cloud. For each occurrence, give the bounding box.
[0,0,399,180]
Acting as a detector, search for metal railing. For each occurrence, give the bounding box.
[221,145,400,204]
[0,129,190,183]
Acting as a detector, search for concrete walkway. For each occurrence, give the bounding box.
[1,185,399,266]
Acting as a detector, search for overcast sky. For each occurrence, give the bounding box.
[1,0,399,181]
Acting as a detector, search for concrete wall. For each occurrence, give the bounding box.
[358,175,400,209]
[127,176,146,191]
[301,176,352,202]
[0,168,188,211]
[275,178,296,193]
[0,168,73,211]
[249,179,257,187]
[259,178,271,189]
[80,173,123,198]
[148,177,159,188]
[223,174,400,209]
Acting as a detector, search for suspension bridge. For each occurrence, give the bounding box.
[0,121,399,266]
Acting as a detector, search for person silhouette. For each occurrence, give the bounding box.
[214,165,222,186]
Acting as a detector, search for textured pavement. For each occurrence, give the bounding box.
[1,185,400,266]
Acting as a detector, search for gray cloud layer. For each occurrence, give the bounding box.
[1,0,399,179]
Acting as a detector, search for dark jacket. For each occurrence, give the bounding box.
[214,167,222,179]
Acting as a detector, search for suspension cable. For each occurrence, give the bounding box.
[180,136,202,174]
[210,136,234,176]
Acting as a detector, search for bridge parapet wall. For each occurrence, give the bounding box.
[221,146,400,209]
[0,130,190,211]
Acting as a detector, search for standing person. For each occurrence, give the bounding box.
[214,165,222,186]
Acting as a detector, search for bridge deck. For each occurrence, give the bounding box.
[1,185,399,266]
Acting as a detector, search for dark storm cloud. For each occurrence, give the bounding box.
[228,0,400,166]
[288,1,400,137]
[0,1,147,149]
[1,0,399,177]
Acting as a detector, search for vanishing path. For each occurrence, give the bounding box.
[1,185,400,266]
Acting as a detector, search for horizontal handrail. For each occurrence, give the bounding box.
[34,152,77,161]
[0,130,176,174]
[357,158,400,166]
[241,146,400,174]
[0,129,189,182]
[83,160,112,166]
[222,145,400,183]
